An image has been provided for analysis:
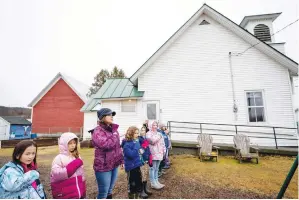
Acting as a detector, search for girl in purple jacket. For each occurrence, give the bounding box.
[92,108,124,199]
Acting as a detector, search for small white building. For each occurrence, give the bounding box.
[81,4,298,147]
[0,116,32,140]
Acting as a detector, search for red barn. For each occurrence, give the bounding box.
[28,73,89,135]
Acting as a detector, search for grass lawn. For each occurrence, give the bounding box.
[0,146,297,199]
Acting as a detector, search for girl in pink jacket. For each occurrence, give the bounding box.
[50,132,86,199]
[146,121,166,190]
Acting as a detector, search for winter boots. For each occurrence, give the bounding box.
[143,181,152,196]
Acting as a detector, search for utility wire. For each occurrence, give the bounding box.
[232,18,299,56]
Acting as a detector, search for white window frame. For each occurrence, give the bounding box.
[121,100,136,113]
[245,90,267,124]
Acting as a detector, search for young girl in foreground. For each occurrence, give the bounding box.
[0,140,46,199]
[50,132,86,199]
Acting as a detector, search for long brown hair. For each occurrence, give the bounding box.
[125,126,139,141]
[69,138,79,159]
[12,140,37,165]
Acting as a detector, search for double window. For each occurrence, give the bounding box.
[246,91,266,122]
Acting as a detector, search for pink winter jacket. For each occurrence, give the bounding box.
[50,132,86,199]
[146,121,166,161]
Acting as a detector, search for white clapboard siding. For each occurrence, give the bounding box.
[83,100,144,140]
[0,117,10,140]
[83,112,98,140]
[138,14,296,146]
[102,100,144,140]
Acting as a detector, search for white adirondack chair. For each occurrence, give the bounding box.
[233,134,259,164]
[197,134,220,162]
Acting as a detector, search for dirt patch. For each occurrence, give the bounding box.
[0,161,271,199]
[112,168,273,199]
[0,146,297,199]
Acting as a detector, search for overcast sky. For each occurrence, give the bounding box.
[0,0,298,107]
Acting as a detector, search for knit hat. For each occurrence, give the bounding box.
[97,108,116,120]
[159,123,166,129]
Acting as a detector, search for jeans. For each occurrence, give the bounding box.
[95,167,119,199]
[165,149,170,166]
[149,160,161,183]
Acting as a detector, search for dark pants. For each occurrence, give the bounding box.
[127,167,143,193]
[159,159,166,173]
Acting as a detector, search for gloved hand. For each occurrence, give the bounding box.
[141,140,149,149]
[66,158,83,177]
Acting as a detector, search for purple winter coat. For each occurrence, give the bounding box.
[92,123,124,172]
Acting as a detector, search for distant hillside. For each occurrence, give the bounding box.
[0,106,31,119]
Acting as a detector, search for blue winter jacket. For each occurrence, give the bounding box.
[0,162,46,199]
[121,139,143,172]
[159,130,169,148]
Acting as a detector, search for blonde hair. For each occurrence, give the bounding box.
[125,126,139,140]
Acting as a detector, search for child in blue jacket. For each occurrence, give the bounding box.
[158,123,171,177]
[122,126,145,199]
[138,126,153,197]
[0,140,46,199]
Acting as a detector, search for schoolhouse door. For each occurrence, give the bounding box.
[144,101,160,122]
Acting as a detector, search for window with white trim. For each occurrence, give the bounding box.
[121,100,136,112]
[246,92,266,122]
